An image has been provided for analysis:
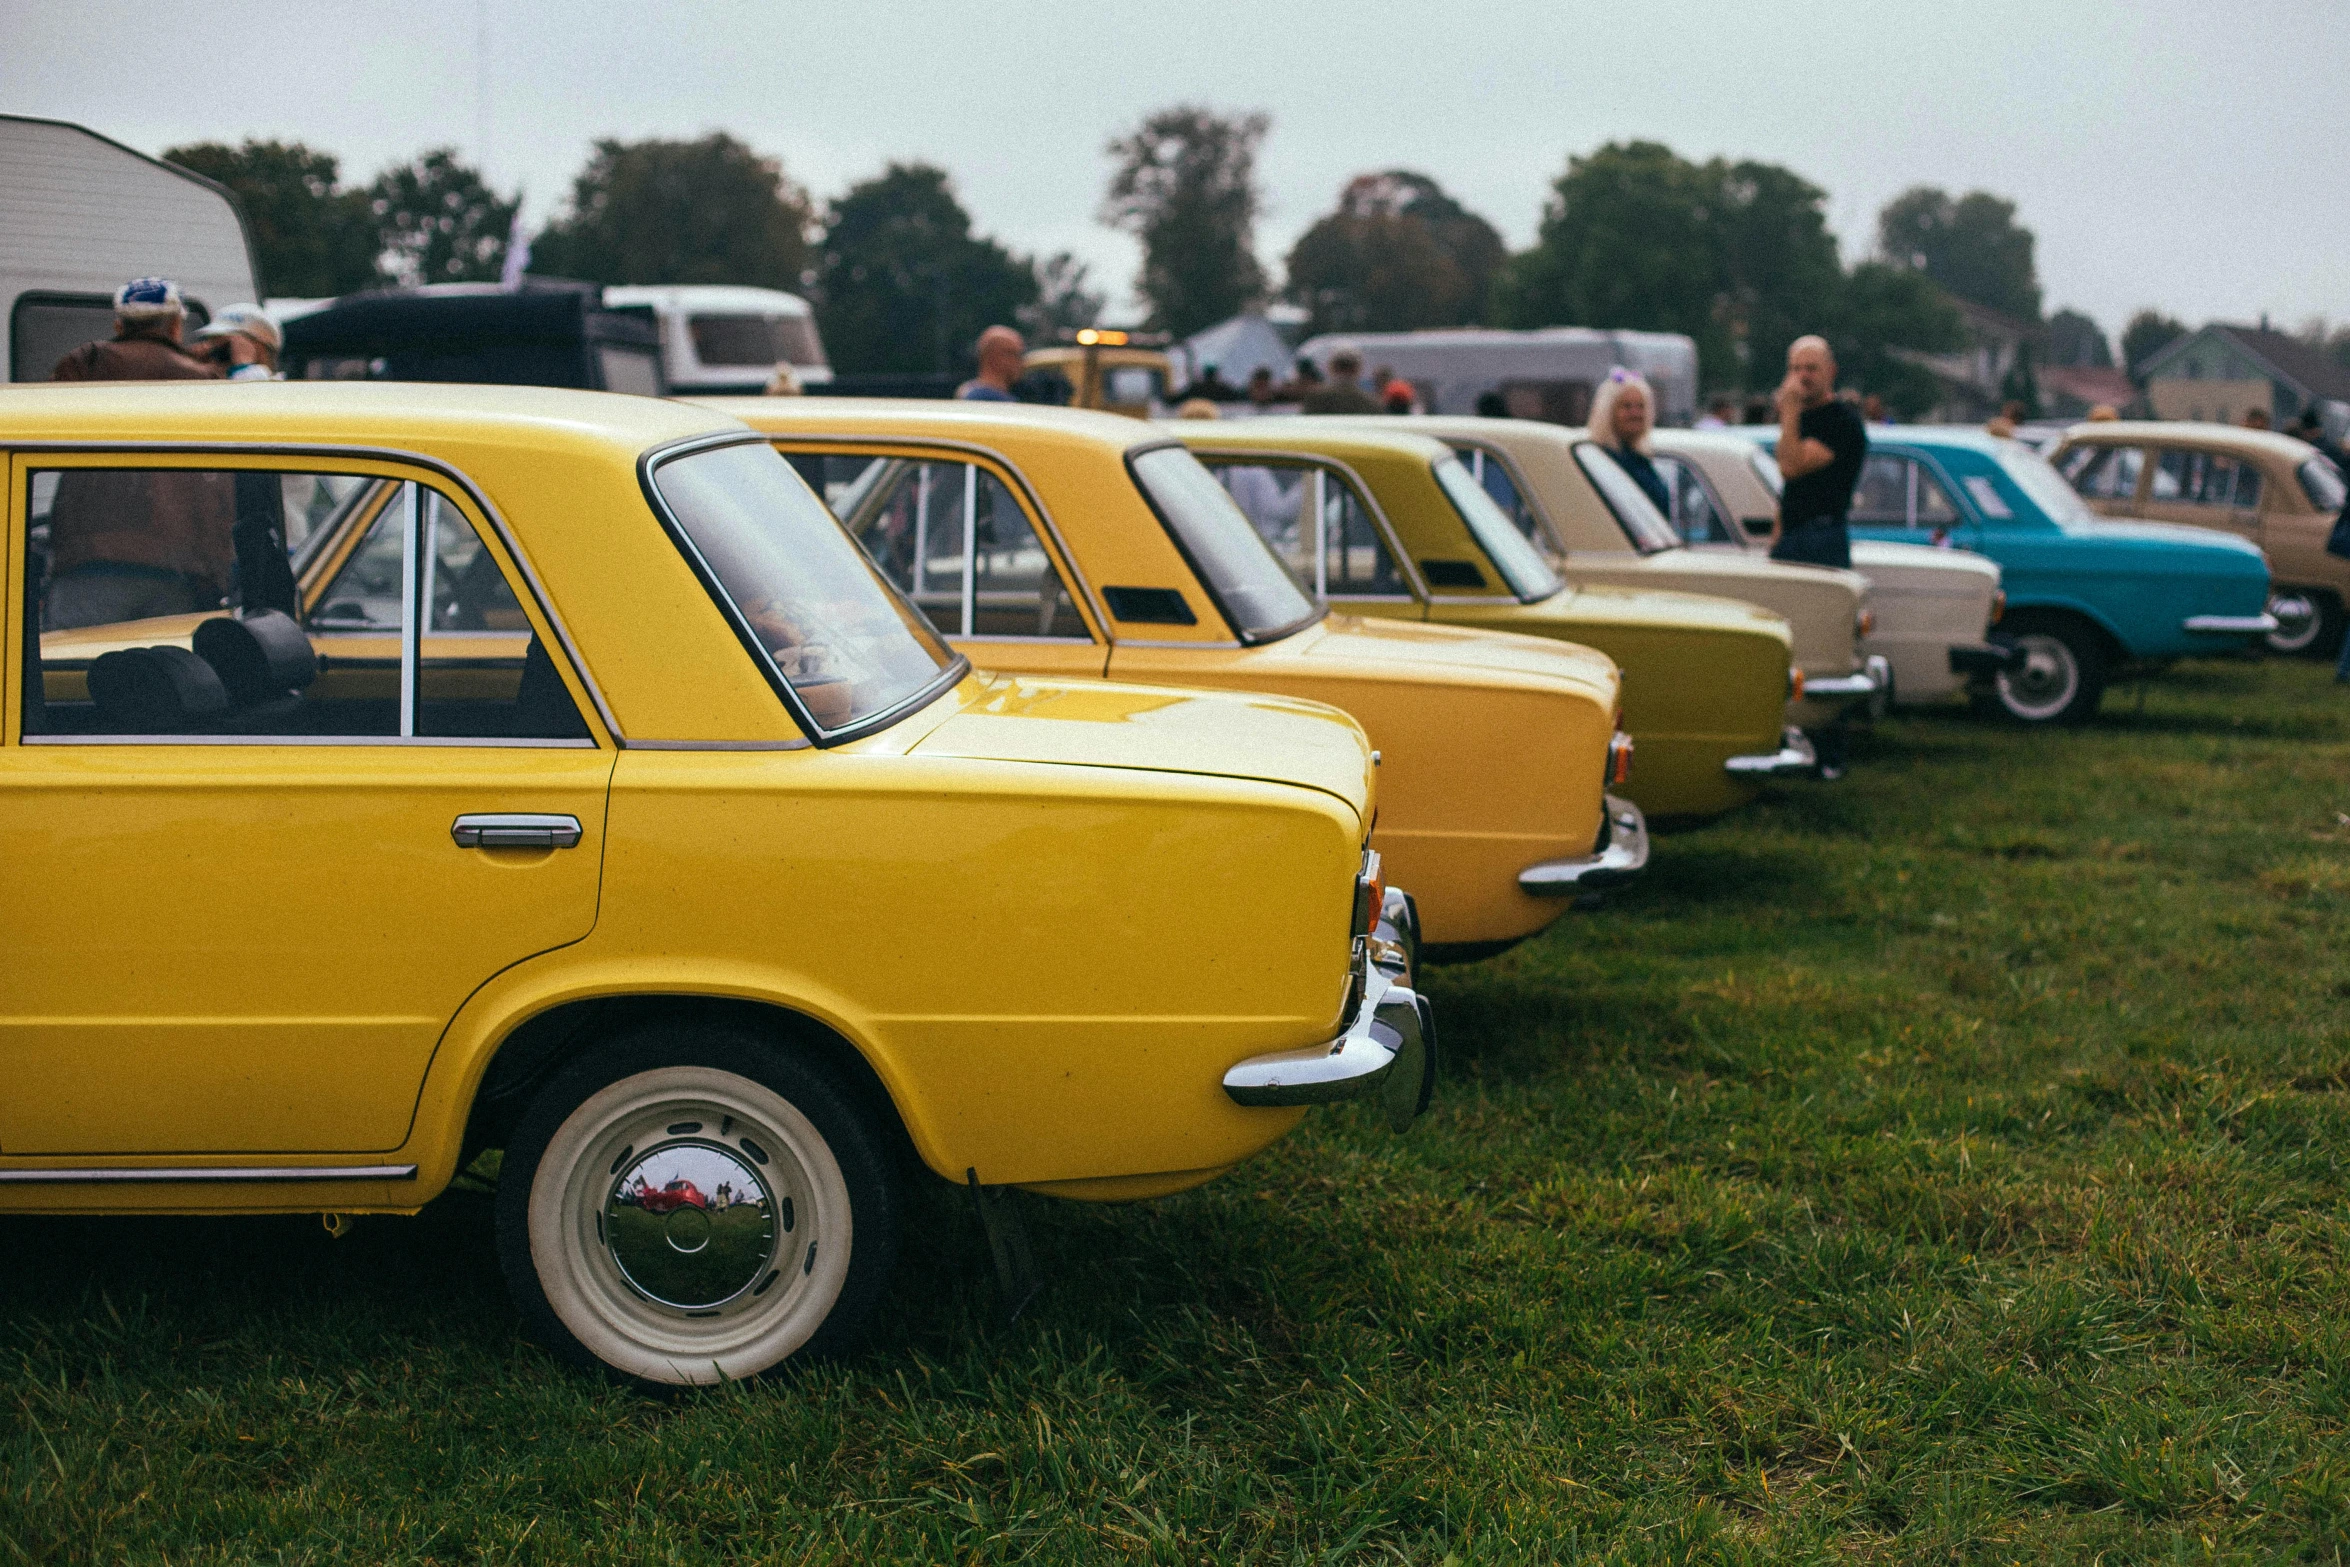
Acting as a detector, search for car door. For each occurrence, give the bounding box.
[2,453,612,1157]
[783,446,1107,678]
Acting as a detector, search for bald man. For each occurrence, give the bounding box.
[1769,335,1866,569]
[957,325,1026,401]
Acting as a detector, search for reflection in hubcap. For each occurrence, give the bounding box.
[604,1140,778,1309]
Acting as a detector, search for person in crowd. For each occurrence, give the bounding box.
[762,365,802,396]
[1769,335,1866,569]
[1301,349,1380,414]
[2242,406,2272,430]
[1246,366,1278,407]
[1381,376,1416,415]
[1984,415,2017,438]
[2086,403,2120,422]
[1696,396,1735,430]
[1175,398,1221,420]
[956,325,1025,401]
[1586,368,1671,516]
[1475,390,1510,418]
[1278,357,1325,402]
[1179,363,1242,403]
[1862,393,1889,424]
[192,304,282,380]
[51,276,221,383]
[1742,397,1773,426]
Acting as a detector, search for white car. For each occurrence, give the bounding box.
[1647,428,2010,708]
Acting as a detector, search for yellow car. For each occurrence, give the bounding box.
[3,381,1434,1387]
[1022,333,1175,418]
[1162,421,1812,817]
[699,397,1647,957]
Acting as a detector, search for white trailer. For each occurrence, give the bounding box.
[601,283,833,393]
[1,115,260,381]
[1293,327,1700,427]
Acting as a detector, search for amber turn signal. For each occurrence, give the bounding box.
[1608,731,1635,785]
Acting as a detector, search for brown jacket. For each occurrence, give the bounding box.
[51,326,222,383]
[46,327,233,592]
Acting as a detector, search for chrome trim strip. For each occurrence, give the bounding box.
[5,439,628,743]
[1518,795,1650,894]
[0,1163,419,1184]
[23,734,595,748]
[623,737,812,751]
[1725,725,1819,777]
[2183,613,2279,634]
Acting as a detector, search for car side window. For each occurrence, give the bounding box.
[25,466,586,743]
[1649,455,1734,544]
[2061,444,2143,500]
[1205,460,1408,598]
[2154,447,2247,507]
[1915,464,1960,526]
[827,456,1088,640]
[2232,463,2263,509]
[1849,453,1913,524]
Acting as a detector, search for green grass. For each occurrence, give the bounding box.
[8,658,2350,1564]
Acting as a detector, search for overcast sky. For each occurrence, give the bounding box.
[6,0,2346,344]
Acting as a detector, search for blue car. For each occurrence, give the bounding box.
[1752,427,2273,724]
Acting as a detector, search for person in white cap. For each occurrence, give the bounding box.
[51,276,223,382]
[192,304,283,380]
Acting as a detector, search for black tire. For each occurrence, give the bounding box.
[494,1025,899,1388]
[1974,612,2107,726]
[2265,587,2344,658]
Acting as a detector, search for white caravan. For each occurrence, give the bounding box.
[1293,327,1699,427]
[601,284,832,393]
[1,114,259,381]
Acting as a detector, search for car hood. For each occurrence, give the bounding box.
[1270,613,1620,705]
[911,674,1374,818]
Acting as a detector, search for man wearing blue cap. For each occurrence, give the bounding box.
[51,277,221,382]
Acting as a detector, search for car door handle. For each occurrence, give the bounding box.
[450,813,583,850]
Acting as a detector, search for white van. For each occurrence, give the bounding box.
[601,284,831,393]
[1292,327,1699,427]
[1,114,260,381]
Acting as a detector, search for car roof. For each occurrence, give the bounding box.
[0,379,742,456]
[1163,417,1456,464]
[689,395,1171,450]
[603,284,814,316]
[2055,420,2318,463]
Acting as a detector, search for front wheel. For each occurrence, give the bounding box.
[2265,588,2344,658]
[1976,614,2106,726]
[495,1028,899,1387]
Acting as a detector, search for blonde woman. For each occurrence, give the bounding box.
[1586,367,1671,516]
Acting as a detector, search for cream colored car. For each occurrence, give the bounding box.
[1647,427,2011,706]
[1334,416,1887,732]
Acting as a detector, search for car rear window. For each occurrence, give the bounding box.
[648,439,956,737]
[1568,445,1681,555]
[2301,454,2346,513]
[1433,455,1566,598]
[1128,445,1318,640]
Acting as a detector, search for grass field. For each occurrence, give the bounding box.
[7,657,2350,1564]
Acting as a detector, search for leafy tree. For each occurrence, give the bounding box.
[530,134,813,290]
[1283,170,1505,335]
[2045,307,2112,368]
[1018,252,1104,343]
[1877,186,2041,322]
[163,139,378,298]
[369,149,518,288]
[814,163,1037,376]
[2120,309,2188,381]
[1102,106,1270,337]
[1822,261,1966,418]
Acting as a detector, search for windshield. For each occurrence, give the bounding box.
[1431,455,1565,599]
[1129,445,1318,640]
[649,440,956,735]
[1569,445,1681,554]
[1992,442,2095,525]
[2301,455,2347,512]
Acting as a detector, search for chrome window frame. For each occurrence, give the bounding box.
[637,430,970,749]
[9,439,620,749]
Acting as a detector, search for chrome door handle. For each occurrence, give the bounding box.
[451,813,583,850]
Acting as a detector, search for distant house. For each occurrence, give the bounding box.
[2138,322,2350,437]
[2036,364,2137,419]
[1896,295,2038,422]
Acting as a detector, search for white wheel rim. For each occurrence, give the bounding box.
[1996,634,2080,721]
[528,1065,853,1384]
[2266,592,2319,652]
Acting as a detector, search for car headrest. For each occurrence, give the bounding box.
[193,611,317,705]
[86,645,231,732]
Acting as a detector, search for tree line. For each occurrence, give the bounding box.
[171,110,2338,409]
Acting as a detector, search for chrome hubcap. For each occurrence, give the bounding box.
[2267,592,2319,651]
[1998,635,2078,720]
[603,1140,778,1310]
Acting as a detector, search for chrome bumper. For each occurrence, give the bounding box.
[2183,613,2279,635]
[1222,941,1434,1132]
[1802,653,1892,717]
[1518,794,1649,894]
[1725,725,1819,777]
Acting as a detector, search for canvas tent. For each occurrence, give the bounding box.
[1,115,259,381]
[1170,313,1295,392]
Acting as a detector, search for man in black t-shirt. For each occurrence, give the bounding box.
[1770,335,1866,569]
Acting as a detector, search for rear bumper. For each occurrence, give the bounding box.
[1950,640,2023,676]
[2183,613,2279,635]
[1725,725,1819,777]
[1518,795,1649,894]
[1221,944,1434,1132]
[1802,654,1892,718]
